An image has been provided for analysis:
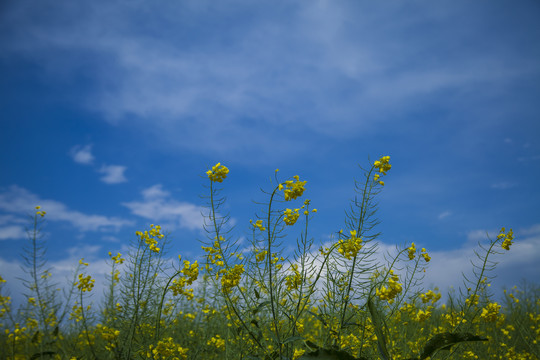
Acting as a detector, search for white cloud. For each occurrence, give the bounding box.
[98,165,128,184]
[422,224,540,297]
[0,246,110,310]
[0,185,133,232]
[2,1,536,161]
[0,225,26,240]
[70,144,95,165]
[437,211,451,220]
[123,184,205,231]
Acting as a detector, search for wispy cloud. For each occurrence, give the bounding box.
[69,144,128,184]
[3,1,537,161]
[438,211,452,220]
[122,184,205,230]
[70,144,95,165]
[0,225,26,240]
[98,165,128,184]
[0,185,133,233]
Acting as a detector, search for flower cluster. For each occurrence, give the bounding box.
[202,236,225,270]
[416,308,433,322]
[136,224,164,253]
[96,324,120,351]
[419,289,441,305]
[421,247,431,262]
[35,205,46,217]
[278,175,307,201]
[207,335,226,351]
[376,270,402,303]
[373,156,391,185]
[285,264,302,291]
[283,208,300,225]
[75,273,95,293]
[293,349,306,359]
[221,264,245,294]
[498,227,514,250]
[251,219,266,231]
[254,249,267,262]
[170,259,200,300]
[206,162,229,183]
[147,337,188,360]
[338,230,363,260]
[108,252,125,264]
[480,302,501,322]
[407,242,416,260]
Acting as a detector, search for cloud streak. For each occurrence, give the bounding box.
[122,184,205,231]
[98,165,128,184]
[3,1,538,161]
[0,185,133,233]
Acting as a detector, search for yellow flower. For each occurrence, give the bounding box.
[252,219,266,231]
[75,273,95,292]
[285,264,302,291]
[480,302,501,322]
[280,175,307,201]
[408,242,416,260]
[221,264,244,294]
[35,206,46,217]
[284,208,300,225]
[255,250,267,262]
[374,156,391,175]
[207,335,226,351]
[421,248,431,262]
[337,230,363,260]
[207,162,229,182]
[376,270,402,303]
[293,349,306,359]
[500,228,514,250]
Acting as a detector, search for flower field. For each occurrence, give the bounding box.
[1,157,538,360]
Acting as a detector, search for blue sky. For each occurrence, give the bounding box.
[1,0,539,305]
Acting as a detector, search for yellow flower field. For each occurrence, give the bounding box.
[1,157,538,360]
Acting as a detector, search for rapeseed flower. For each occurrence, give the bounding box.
[373,156,391,185]
[221,264,244,294]
[421,248,431,262]
[280,175,307,201]
[376,270,402,303]
[498,227,514,250]
[251,219,266,231]
[35,205,46,217]
[75,273,95,292]
[480,302,501,322]
[408,242,416,260]
[284,208,300,225]
[207,162,229,182]
[338,230,363,260]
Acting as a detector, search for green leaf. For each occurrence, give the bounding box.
[420,332,488,360]
[367,298,392,360]
[31,330,40,344]
[253,300,271,315]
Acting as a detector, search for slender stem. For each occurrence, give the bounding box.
[79,291,97,360]
[339,166,375,334]
[266,187,282,356]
